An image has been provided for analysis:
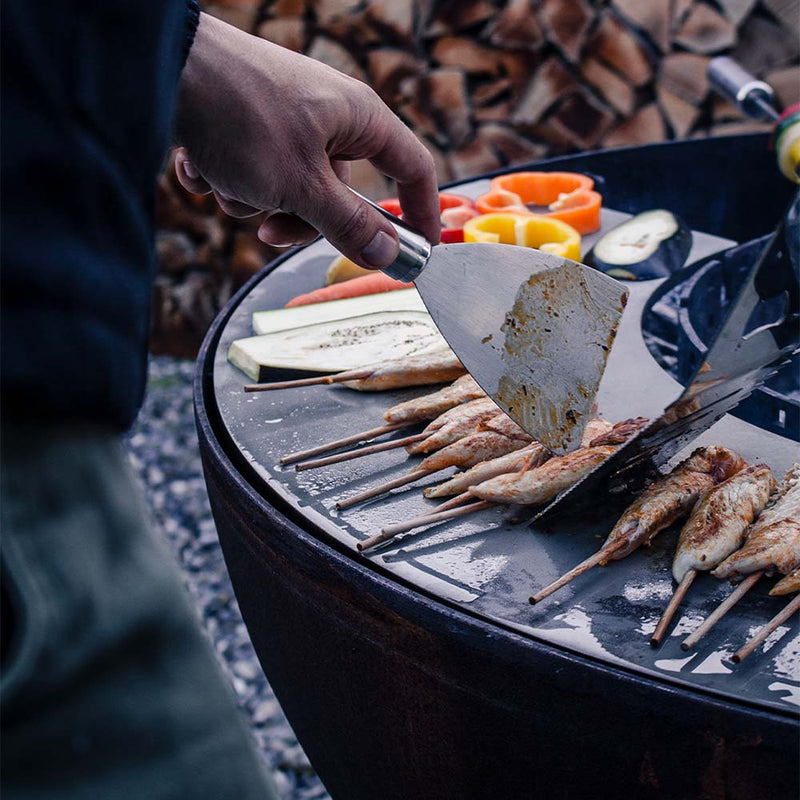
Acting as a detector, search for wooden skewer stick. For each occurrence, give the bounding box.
[732,593,800,664]
[244,367,372,393]
[336,468,435,511]
[280,422,408,466]
[650,569,698,647]
[295,433,427,471]
[434,491,474,512]
[358,500,493,552]
[529,538,628,605]
[680,571,764,651]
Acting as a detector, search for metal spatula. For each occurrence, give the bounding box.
[365,194,629,453]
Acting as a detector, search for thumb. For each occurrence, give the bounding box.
[298,170,399,270]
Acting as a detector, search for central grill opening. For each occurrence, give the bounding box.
[642,233,799,439]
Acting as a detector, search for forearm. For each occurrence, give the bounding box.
[171,12,440,267]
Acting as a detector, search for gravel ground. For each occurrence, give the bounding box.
[125,355,330,800]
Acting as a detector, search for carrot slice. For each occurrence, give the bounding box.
[285,272,413,307]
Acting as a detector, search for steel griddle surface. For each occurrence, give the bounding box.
[212,177,799,716]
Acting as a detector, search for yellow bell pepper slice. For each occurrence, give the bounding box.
[462,212,581,262]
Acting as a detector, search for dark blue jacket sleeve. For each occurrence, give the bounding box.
[1,1,200,430]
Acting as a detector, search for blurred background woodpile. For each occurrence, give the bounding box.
[153,0,799,356]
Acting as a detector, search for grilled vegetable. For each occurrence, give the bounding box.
[252,288,425,335]
[285,272,412,307]
[585,209,692,280]
[228,310,448,381]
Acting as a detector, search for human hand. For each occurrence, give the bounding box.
[173,13,440,269]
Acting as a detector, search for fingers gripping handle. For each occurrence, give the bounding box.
[348,188,432,283]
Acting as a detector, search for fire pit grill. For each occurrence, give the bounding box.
[196,134,799,800]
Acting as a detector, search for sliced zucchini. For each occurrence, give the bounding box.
[251,288,426,335]
[585,209,692,280]
[230,310,448,382]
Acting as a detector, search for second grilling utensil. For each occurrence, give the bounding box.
[534,198,800,521]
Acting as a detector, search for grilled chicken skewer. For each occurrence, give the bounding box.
[407,397,500,454]
[650,463,776,646]
[681,464,800,650]
[338,408,532,510]
[247,349,465,393]
[530,446,746,605]
[771,565,800,596]
[424,442,550,499]
[340,349,466,391]
[422,414,615,500]
[359,419,648,551]
[416,414,534,473]
[471,445,617,506]
[334,399,504,509]
[359,444,550,551]
[671,464,777,584]
[585,417,649,448]
[284,375,485,467]
[731,593,800,663]
[711,464,800,581]
[362,448,614,551]
[470,418,649,507]
[383,374,485,425]
[361,442,629,552]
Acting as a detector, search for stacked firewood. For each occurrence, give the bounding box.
[153,0,800,355]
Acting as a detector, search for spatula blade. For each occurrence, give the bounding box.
[415,242,629,452]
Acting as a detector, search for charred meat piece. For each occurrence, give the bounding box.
[672,463,776,583]
[341,349,465,391]
[602,446,746,563]
[580,417,613,447]
[470,445,617,506]
[383,374,485,425]
[712,464,800,581]
[588,417,649,447]
[424,442,551,498]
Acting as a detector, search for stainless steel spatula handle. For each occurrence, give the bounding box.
[349,188,432,282]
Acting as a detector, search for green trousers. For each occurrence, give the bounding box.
[1,423,278,800]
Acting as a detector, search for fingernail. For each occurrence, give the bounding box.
[361,230,398,268]
[183,159,200,180]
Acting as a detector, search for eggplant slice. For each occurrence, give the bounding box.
[585,209,692,280]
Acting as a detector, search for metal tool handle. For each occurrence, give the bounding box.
[348,188,432,282]
[708,56,778,121]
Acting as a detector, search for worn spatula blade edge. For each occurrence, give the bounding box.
[416,243,629,453]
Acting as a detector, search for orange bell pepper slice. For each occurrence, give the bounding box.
[476,171,602,234]
[463,212,581,262]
